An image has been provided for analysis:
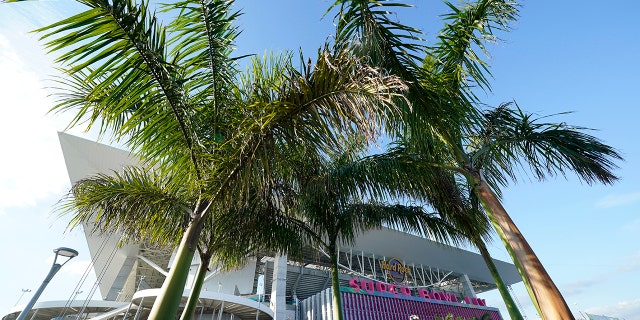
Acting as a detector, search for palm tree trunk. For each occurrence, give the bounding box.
[147,217,205,320]
[328,244,344,320]
[474,179,574,320]
[179,253,211,320]
[484,202,541,316]
[475,238,524,320]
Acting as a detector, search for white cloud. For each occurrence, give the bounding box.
[563,252,640,295]
[0,33,69,209]
[585,298,640,320]
[595,192,640,208]
[564,275,608,295]
[62,260,95,276]
[43,253,94,277]
[616,251,640,273]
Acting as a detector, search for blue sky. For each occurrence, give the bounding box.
[1,1,639,319]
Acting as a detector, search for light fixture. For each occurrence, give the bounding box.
[16,247,78,320]
[54,247,79,258]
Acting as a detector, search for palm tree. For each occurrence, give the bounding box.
[453,104,621,319]
[329,1,622,319]
[375,144,526,320]
[39,0,406,318]
[431,172,526,320]
[180,189,312,320]
[328,1,525,318]
[60,166,310,320]
[281,147,465,320]
[396,102,621,320]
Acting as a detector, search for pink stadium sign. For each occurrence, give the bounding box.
[342,278,502,320]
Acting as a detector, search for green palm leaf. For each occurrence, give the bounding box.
[58,167,191,246]
[39,0,202,177]
[470,103,622,187]
[432,0,519,96]
[202,48,407,204]
[329,0,425,77]
[164,0,241,114]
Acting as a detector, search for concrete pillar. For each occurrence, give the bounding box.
[270,253,288,320]
[458,274,477,298]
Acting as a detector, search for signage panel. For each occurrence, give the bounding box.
[341,282,502,320]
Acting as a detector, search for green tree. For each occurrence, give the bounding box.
[41,0,406,318]
[329,1,622,319]
[452,104,621,319]
[328,1,524,318]
[379,144,525,319]
[283,148,465,320]
[59,167,309,320]
[435,174,524,320]
[179,189,311,320]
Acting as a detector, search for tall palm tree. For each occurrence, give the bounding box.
[327,1,525,318]
[39,0,406,318]
[329,1,622,319]
[396,101,622,320]
[431,171,526,320]
[456,104,621,318]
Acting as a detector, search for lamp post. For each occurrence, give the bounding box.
[16,247,78,320]
[13,289,31,307]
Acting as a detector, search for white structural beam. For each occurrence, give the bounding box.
[136,255,168,277]
[269,254,287,320]
[458,274,476,298]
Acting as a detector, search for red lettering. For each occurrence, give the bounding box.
[463,295,484,306]
[349,278,360,291]
[418,288,430,300]
[349,278,484,309]
[361,279,375,294]
[387,283,397,295]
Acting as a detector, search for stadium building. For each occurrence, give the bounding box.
[2,133,522,320]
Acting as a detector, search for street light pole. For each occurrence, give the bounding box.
[16,247,78,320]
[14,289,31,307]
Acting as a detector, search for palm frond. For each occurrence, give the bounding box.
[471,103,622,186]
[431,0,519,97]
[343,202,466,246]
[343,143,495,246]
[329,0,425,77]
[58,167,192,246]
[164,0,241,112]
[38,0,202,177]
[328,0,437,136]
[285,143,475,254]
[202,47,406,203]
[325,147,448,201]
[198,179,319,266]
